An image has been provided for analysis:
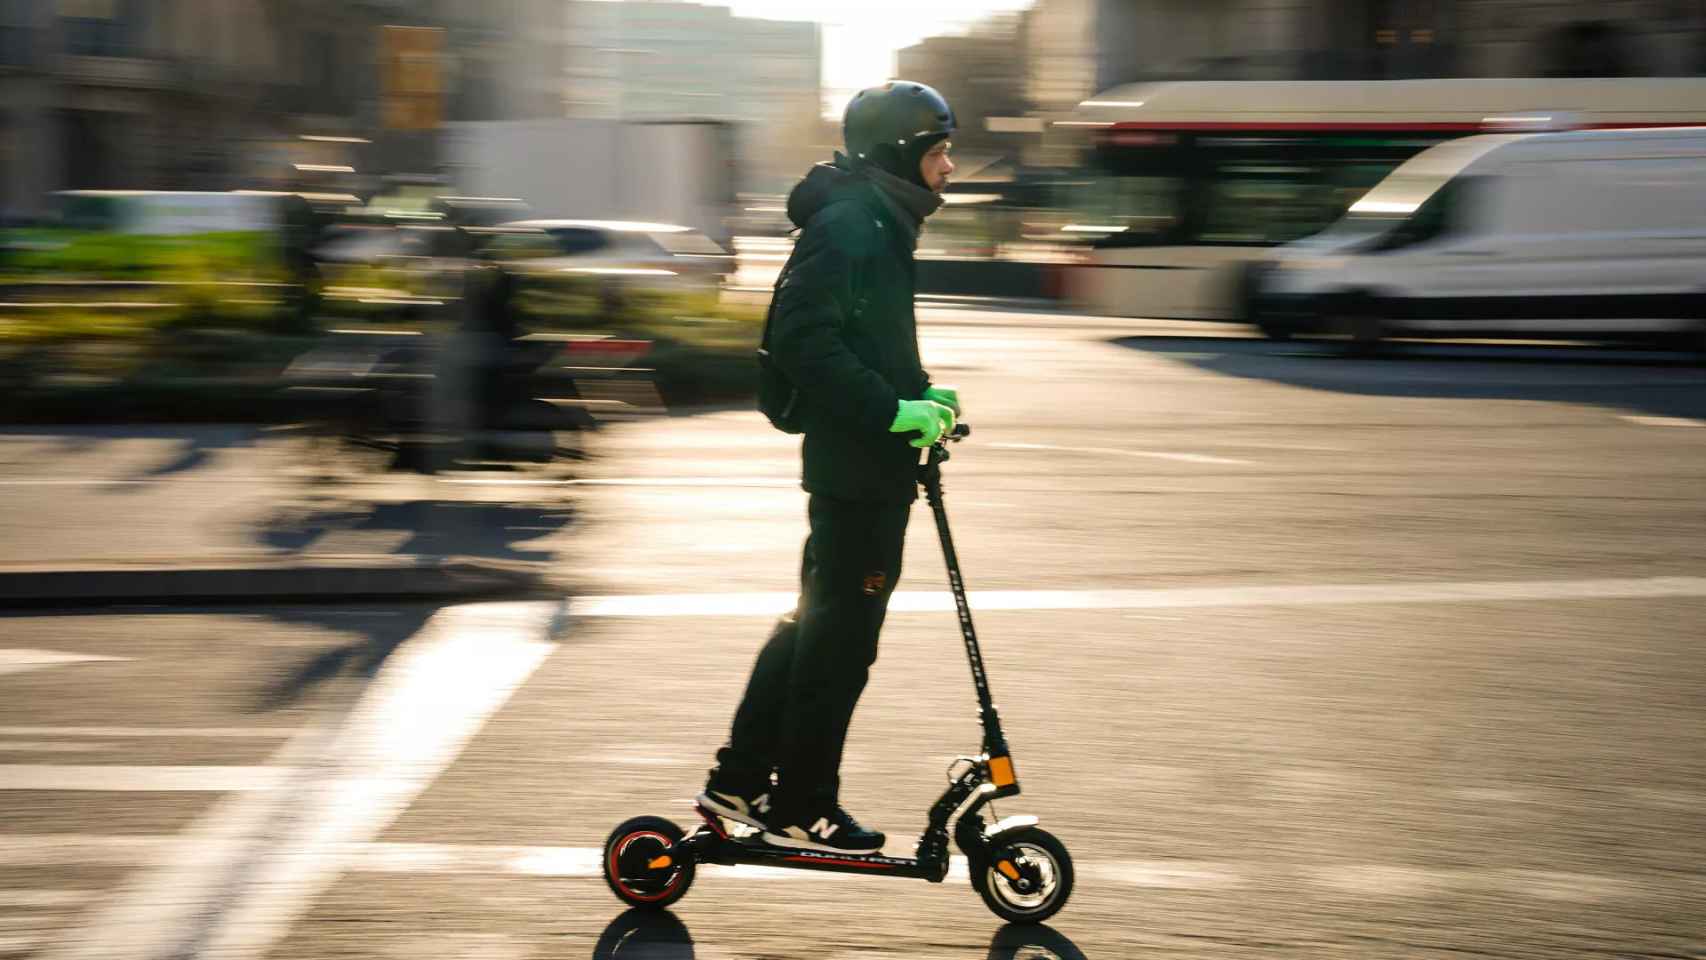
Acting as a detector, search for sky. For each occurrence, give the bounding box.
[591,0,1040,117]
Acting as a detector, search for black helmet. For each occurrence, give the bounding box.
[843,81,955,185]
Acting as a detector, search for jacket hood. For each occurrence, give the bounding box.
[786,154,861,230]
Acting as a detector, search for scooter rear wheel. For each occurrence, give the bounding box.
[971,826,1073,923]
[603,816,695,909]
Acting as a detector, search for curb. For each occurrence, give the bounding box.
[0,559,545,609]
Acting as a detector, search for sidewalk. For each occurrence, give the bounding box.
[0,425,566,607]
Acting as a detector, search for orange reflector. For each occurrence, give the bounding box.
[988,755,1016,787]
[647,855,672,869]
[997,860,1021,881]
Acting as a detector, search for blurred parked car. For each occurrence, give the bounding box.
[484,219,733,295]
[1249,127,1706,351]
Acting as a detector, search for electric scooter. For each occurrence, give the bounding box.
[601,424,1074,923]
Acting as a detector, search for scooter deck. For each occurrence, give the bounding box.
[688,806,947,880]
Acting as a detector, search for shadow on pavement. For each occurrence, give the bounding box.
[586,910,1089,960]
[252,605,440,711]
[255,499,576,563]
[591,909,694,960]
[986,923,1089,959]
[0,424,263,477]
[0,601,447,713]
[130,429,262,479]
[1113,335,1706,422]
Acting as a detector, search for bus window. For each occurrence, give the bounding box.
[1196,166,1348,245]
[1192,158,1408,247]
[1058,175,1181,247]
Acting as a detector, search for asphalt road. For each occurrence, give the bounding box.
[3,312,1705,959]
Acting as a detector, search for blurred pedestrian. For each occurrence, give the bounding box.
[696,82,962,854]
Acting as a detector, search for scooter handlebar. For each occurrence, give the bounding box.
[925,423,969,466]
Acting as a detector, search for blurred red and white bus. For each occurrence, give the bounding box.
[1058,78,1706,319]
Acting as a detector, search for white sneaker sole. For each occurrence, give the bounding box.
[759,829,883,855]
[695,792,767,830]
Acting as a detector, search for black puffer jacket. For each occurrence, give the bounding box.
[771,160,932,503]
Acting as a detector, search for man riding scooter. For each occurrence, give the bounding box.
[697,81,963,853]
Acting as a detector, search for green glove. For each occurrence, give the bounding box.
[923,385,961,417]
[890,399,957,449]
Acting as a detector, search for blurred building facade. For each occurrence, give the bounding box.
[562,0,823,191]
[0,0,574,216]
[896,16,1031,158]
[435,0,565,122]
[0,0,411,215]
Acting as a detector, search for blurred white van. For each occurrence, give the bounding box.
[1250,127,1706,349]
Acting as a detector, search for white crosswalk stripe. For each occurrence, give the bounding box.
[2,837,1698,905]
[0,765,286,791]
[0,727,298,739]
[0,649,130,678]
[566,575,1706,618]
[41,601,563,960]
[0,890,96,909]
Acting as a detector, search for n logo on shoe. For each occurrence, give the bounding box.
[809,817,839,839]
[754,792,772,814]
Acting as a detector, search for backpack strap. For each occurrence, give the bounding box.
[757,232,805,363]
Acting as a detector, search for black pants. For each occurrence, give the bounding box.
[718,494,911,812]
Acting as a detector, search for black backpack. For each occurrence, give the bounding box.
[757,198,877,434]
[756,240,808,433]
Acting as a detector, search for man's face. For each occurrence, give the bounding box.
[919,140,955,193]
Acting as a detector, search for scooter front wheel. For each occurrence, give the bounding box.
[971,826,1073,924]
[603,816,695,909]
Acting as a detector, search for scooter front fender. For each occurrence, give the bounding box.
[983,814,1040,840]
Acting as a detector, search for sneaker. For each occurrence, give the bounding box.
[762,804,886,854]
[696,769,775,830]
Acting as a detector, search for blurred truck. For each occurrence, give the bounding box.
[443,119,737,252]
[1062,78,1706,320]
[1248,126,1706,351]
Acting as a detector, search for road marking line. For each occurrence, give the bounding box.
[0,649,131,678]
[199,601,561,959]
[0,476,792,489]
[0,726,298,739]
[0,835,171,866]
[1307,864,1452,897]
[437,477,575,486]
[1305,866,1643,903]
[1621,415,1706,427]
[0,891,96,909]
[0,765,288,792]
[0,478,273,486]
[1083,861,1247,889]
[571,477,799,487]
[567,575,1706,619]
[4,836,1697,904]
[347,841,947,882]
[43,600,562,960]
[440,477,800,488]
[990,441,1253,465]
[0,743,111,754]
[183,841,1706,901]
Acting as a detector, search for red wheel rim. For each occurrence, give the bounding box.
[608,830,682,903]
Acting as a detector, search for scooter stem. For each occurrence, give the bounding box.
[921,440,1008,758]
